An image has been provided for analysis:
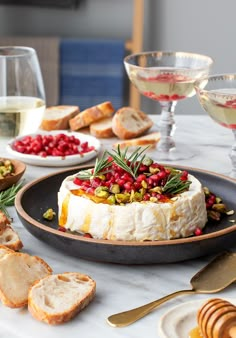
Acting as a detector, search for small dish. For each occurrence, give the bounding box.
[6,130,101,167]
[0,158,26,191]
[158,298,236,338]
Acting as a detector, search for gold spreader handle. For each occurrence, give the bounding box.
[107,289,195,327]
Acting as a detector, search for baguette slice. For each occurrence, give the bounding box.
[69,101,114,131]
[112,107,154,139]
[113,132,160,148]
[0,210,10,231]
[0,244,14,258]
[90,117,115,138]
[28,272,96,325]
[40,105,80,131]
[0,225,23,251]
[0,252,52,308]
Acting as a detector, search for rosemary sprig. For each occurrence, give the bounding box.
[162,173,192,195]
[77,151,113,180]
[107,145,149,179]
[0,181,24,218]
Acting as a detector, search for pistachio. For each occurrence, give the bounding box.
[43,208,56,221]
[149,166,160,174]
[132,192,143,202]
[215,197,222,204]
[149,186,162,194]
[115,193,130,204]
[95,186,109,198]
[141,180,148,189]
[203,186,210,196]
[142,157,153,166]
[110,184,120,194]
[150,196,158,202]
[107,195,116,205]
[207,210,221,221]
[212,203,227,213]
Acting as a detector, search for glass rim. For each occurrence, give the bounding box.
[0,46,36,58]
[124,50,214,68]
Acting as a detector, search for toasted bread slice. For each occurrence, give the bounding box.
[69,101,114,131]
[28,272,96,325]
[112,107,154,139]
[0,225,23,251]
[0,210,10,231]
[0,252,52,308]
[90,117,115,138]
[40,105,79,131]
[113,132,160,149]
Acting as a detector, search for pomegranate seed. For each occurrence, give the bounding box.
[83,233,93,238]
[58,227,66,232]
[194,228,203,236]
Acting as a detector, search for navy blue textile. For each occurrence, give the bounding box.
[59,39,126,111]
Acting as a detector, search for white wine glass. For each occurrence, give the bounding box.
[0,46,46,137]
[195,73,236,178]
[124,51,213,161]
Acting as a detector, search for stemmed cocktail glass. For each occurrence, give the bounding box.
[195,73,236,178]
[124,51,213,160]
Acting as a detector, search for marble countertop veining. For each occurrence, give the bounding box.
[0,115,235,338]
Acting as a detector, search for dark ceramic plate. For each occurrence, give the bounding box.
[15,165,236,264]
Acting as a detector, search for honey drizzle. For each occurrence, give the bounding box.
[189,326,202,338]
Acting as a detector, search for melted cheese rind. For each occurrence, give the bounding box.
[58,174,207,241]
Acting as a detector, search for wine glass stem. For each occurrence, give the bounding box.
[229,130,236,178]
[158,101,177,152]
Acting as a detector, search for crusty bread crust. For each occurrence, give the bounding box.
[28,272,96,325]
[113,132,160,148]
[112,107,154,139]
[0,225,23,251]
[0,211,10,231]
[0,244,14,258]
[90,117,115,138]
[0,252,52,308]
[40,105,79,131]
[69,101,114,131]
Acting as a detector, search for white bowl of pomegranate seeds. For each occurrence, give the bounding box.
[6,130,101,167]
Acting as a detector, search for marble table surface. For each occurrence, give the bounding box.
[0,115,235,338]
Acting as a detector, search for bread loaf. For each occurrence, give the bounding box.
[40,105,79,131]
[90,117,115,138]
[69,101,114,131]
[0,252,52,308]
[28,272,96,325]
[113,131,160,148]
[197,298,236,338]
[112,107,154,139]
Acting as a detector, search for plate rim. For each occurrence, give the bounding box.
[15,164,236,247]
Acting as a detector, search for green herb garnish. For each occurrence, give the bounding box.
[0,181,24,218]
[77,151,113,180]
[162,173,191,195]
[107,145,149,179]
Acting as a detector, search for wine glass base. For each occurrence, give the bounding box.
[150,144,196,162]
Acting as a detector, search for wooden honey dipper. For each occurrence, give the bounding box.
[197,298,236,338]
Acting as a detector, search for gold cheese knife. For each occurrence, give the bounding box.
[107,251,236,327]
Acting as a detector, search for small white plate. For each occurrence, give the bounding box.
[6,130,101,167]
[158,298,236,338]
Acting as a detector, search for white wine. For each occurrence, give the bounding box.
[198,88,236,129]
[0,96,46,137]
[129,68,196,101]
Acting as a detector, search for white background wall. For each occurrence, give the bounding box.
[0,0,235,115]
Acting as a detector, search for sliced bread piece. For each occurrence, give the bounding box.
[90,117,115,138]
[0,244,14,258]
[69,101,114,131]
[112,107,154,139]
[0,252,52,308]
[40,105,80,131]
[0,225,23,251]
[113,132,160,148]
[0,210,10,231]
[28,272,96,325]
